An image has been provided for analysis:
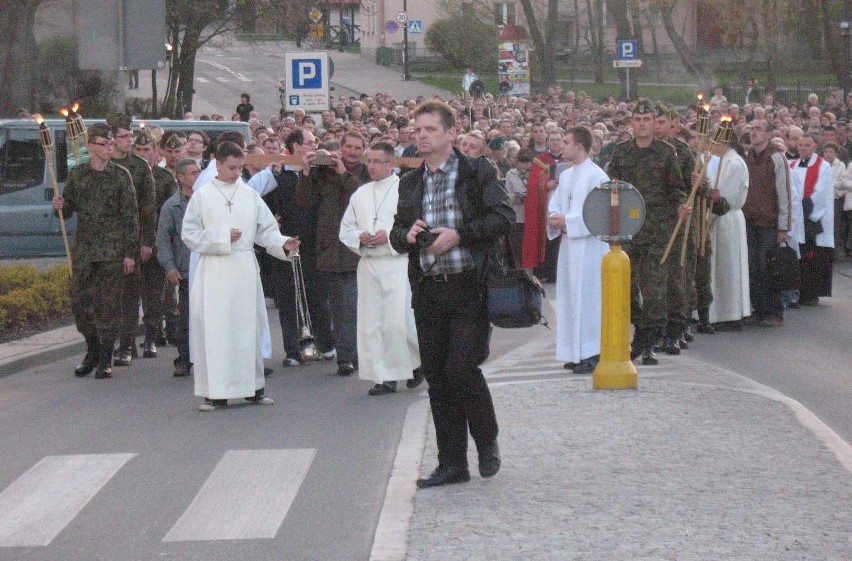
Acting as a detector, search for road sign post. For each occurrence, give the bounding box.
[399,4,410,81]
[615,39,640,101]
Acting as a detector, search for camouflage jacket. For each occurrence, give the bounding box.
[152,166,177,212]
[608,138,687,245]
[112,153,156,249]
[59,162,139,262]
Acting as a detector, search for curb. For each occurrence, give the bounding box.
[0,325,83,378]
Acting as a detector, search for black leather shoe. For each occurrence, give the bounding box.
[416,465,471,488]
[337,362,356,376]
[683,326,694,342]
[572,360,595,374]
[368,381,397,396]
[696,322,716,334]
[406,368,424,389]
[679,336,689,350]
[641,348,658,365]
[478,441,501,478]
[142,341,157,358]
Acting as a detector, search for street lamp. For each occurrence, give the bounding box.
[841,21,851,103]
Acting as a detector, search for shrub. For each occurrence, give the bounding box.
[424,16,498,75]
[0,265,42,296]
[0,265,72,329]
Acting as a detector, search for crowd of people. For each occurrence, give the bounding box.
[53,84,852,487]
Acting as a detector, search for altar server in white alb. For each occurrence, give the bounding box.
[182,141,300,411]
[546,127,610,374]
[706,132,751,328]
[339,142,422,396]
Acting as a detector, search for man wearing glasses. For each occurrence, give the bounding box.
[339,142,423,396]
[107,114,156,367]
[52,123,140,379]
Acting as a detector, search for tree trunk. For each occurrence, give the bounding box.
[606,0,636,99]
[517,0,558,91]
[0,1,41,117]
[591,0,605,83]
[652,0,705,84]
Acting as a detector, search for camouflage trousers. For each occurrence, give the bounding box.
[665,227,696,338]
[140,257,166,339]
[625,241,668,349]
[117,259,141,347]
[71,260,124,343]
[694,235,713,311]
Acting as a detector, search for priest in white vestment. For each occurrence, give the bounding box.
[706,143,751,326]
[182,142,299,411]
[339,142,421,396]
[546,128,610,374]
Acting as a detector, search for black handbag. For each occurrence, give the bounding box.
[486,237,547,328]
[766,243,800,291]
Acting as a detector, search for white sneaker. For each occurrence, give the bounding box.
[284,357,303,367]
[247,395,274,405]
[199,401,217,412]
[321,349,337,361]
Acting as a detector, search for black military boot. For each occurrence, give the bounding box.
[75,337,101,377]
[661,337,681,355]
[696,307,716,334]
[641,348,659,365]
[95,342,114,379]
[113,342,133,367]
[141,326,158,358]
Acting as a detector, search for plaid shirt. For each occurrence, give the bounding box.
[420,151,474,274]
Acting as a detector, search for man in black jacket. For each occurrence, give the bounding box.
[390,100,514,488]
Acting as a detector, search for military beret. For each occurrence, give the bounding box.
[106,113,132,132]
[632,98,656,115]
[88,123,113,142]
[134,129,154,146]
[160,131,187,150]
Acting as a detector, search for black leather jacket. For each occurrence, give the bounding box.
[390,148,514,292]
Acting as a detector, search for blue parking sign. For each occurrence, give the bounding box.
[291,58,322,89]
[616,40,638,60]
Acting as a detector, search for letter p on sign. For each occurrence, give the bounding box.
[292,59,322,89]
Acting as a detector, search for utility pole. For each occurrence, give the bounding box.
[402,0,410,81]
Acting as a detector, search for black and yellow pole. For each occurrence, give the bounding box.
[593,182,637,390]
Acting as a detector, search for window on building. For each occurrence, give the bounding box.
[494,2,516,26]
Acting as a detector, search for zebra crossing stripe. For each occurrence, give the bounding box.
[163,448,315,542]
[0,454,136,547]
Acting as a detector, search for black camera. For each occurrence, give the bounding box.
[415,225,436,250]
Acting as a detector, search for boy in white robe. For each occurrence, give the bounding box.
[339,142,422,395]
[547,127,610,374]
[182,142,300,411]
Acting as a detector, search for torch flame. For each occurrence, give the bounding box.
[33,114,45,125]
[71,102,80,113]
[703,104,710,112]
[59,108,70,118]
[139,121,146,129]
[697,93,703,101]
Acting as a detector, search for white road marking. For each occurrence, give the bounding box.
[369,399,429,561]
[196,77,209,83]
[0,454,136,547]
[163,449,315,542]
[214,77,228,83]
[198,58,252,84]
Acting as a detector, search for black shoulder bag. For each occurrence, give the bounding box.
[486,236,548,328]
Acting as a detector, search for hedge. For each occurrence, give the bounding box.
[0,265,71,329]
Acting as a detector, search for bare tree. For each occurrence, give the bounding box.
[0,0,42,117]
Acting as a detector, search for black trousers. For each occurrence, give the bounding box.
[271,256,334,358]
[414,271,497,469]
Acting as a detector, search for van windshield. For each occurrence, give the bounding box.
[0,128,45,195]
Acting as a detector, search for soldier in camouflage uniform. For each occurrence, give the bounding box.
[653,103,696,355]
[133,130,178,357]
[107,114,156,366]
[52,124,139,379]
[607,99,688,365]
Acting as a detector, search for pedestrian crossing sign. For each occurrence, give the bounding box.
[408,20,423,34]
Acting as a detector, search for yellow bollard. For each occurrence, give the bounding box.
[593,245,637,389]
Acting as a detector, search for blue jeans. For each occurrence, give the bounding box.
[746,223,783,319]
